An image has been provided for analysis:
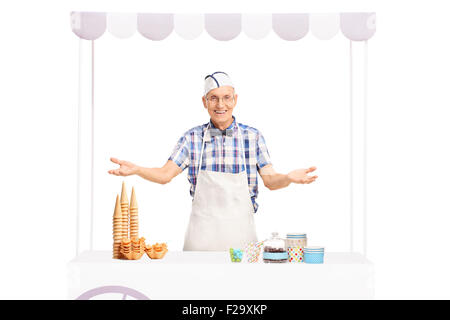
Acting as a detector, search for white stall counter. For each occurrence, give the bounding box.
[68,251,374,300]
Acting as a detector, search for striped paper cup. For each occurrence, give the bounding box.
[303,246,325,264]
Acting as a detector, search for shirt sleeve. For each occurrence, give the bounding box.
[168,134,190,171]
[256,131,272,171]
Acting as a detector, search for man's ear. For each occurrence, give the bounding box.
[202,96,207,109]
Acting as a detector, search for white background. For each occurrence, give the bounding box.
[1,0,450,299]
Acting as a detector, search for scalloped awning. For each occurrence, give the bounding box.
[70,12,376,41]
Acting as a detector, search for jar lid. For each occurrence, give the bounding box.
[286,233,307,238]
[270,232,281,239]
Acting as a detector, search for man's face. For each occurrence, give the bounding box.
[202,86,238,128]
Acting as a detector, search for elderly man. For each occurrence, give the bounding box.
[109,71,317,251]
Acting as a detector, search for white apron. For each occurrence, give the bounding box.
[183,123,258,251]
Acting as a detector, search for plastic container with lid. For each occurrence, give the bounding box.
[285,233,307,248]
[262,232,288,263]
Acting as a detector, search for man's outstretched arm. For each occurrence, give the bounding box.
[108,158,182,184]
[259,164,318,191]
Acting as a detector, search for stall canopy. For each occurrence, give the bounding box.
[71,12,376,41]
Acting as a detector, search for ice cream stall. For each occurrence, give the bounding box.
[68,12,376,300]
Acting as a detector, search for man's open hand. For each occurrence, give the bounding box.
[108,157,139,176]
[287,166,318,184]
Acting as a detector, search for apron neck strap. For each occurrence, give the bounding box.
[197,121,248,175]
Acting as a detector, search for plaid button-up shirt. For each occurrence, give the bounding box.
[168,117,272,212]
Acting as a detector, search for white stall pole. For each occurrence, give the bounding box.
[349,39,354,253]
[363,40,368,257]
[89,40,95,251]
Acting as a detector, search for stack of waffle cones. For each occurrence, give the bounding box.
[120,182,129,240]
[112,195,123,259]
[113,182,168,261]
[120,237,146,260]
[120,238,131,257]
[133,237,146,259]
[129,187,139,240]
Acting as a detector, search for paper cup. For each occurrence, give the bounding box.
[243,241,263,263]
[229,248,243,262]
[288,246,304,263]
[303,246,325,264]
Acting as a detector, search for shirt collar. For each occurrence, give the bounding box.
[209,116,237,131]
[204,116,237,139]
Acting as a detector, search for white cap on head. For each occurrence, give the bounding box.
[204,71,234,97]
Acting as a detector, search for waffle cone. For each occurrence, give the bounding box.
[113,195,122,218]
[130,186,137,208]
[113,194,123,258]
[120,181,129,204]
